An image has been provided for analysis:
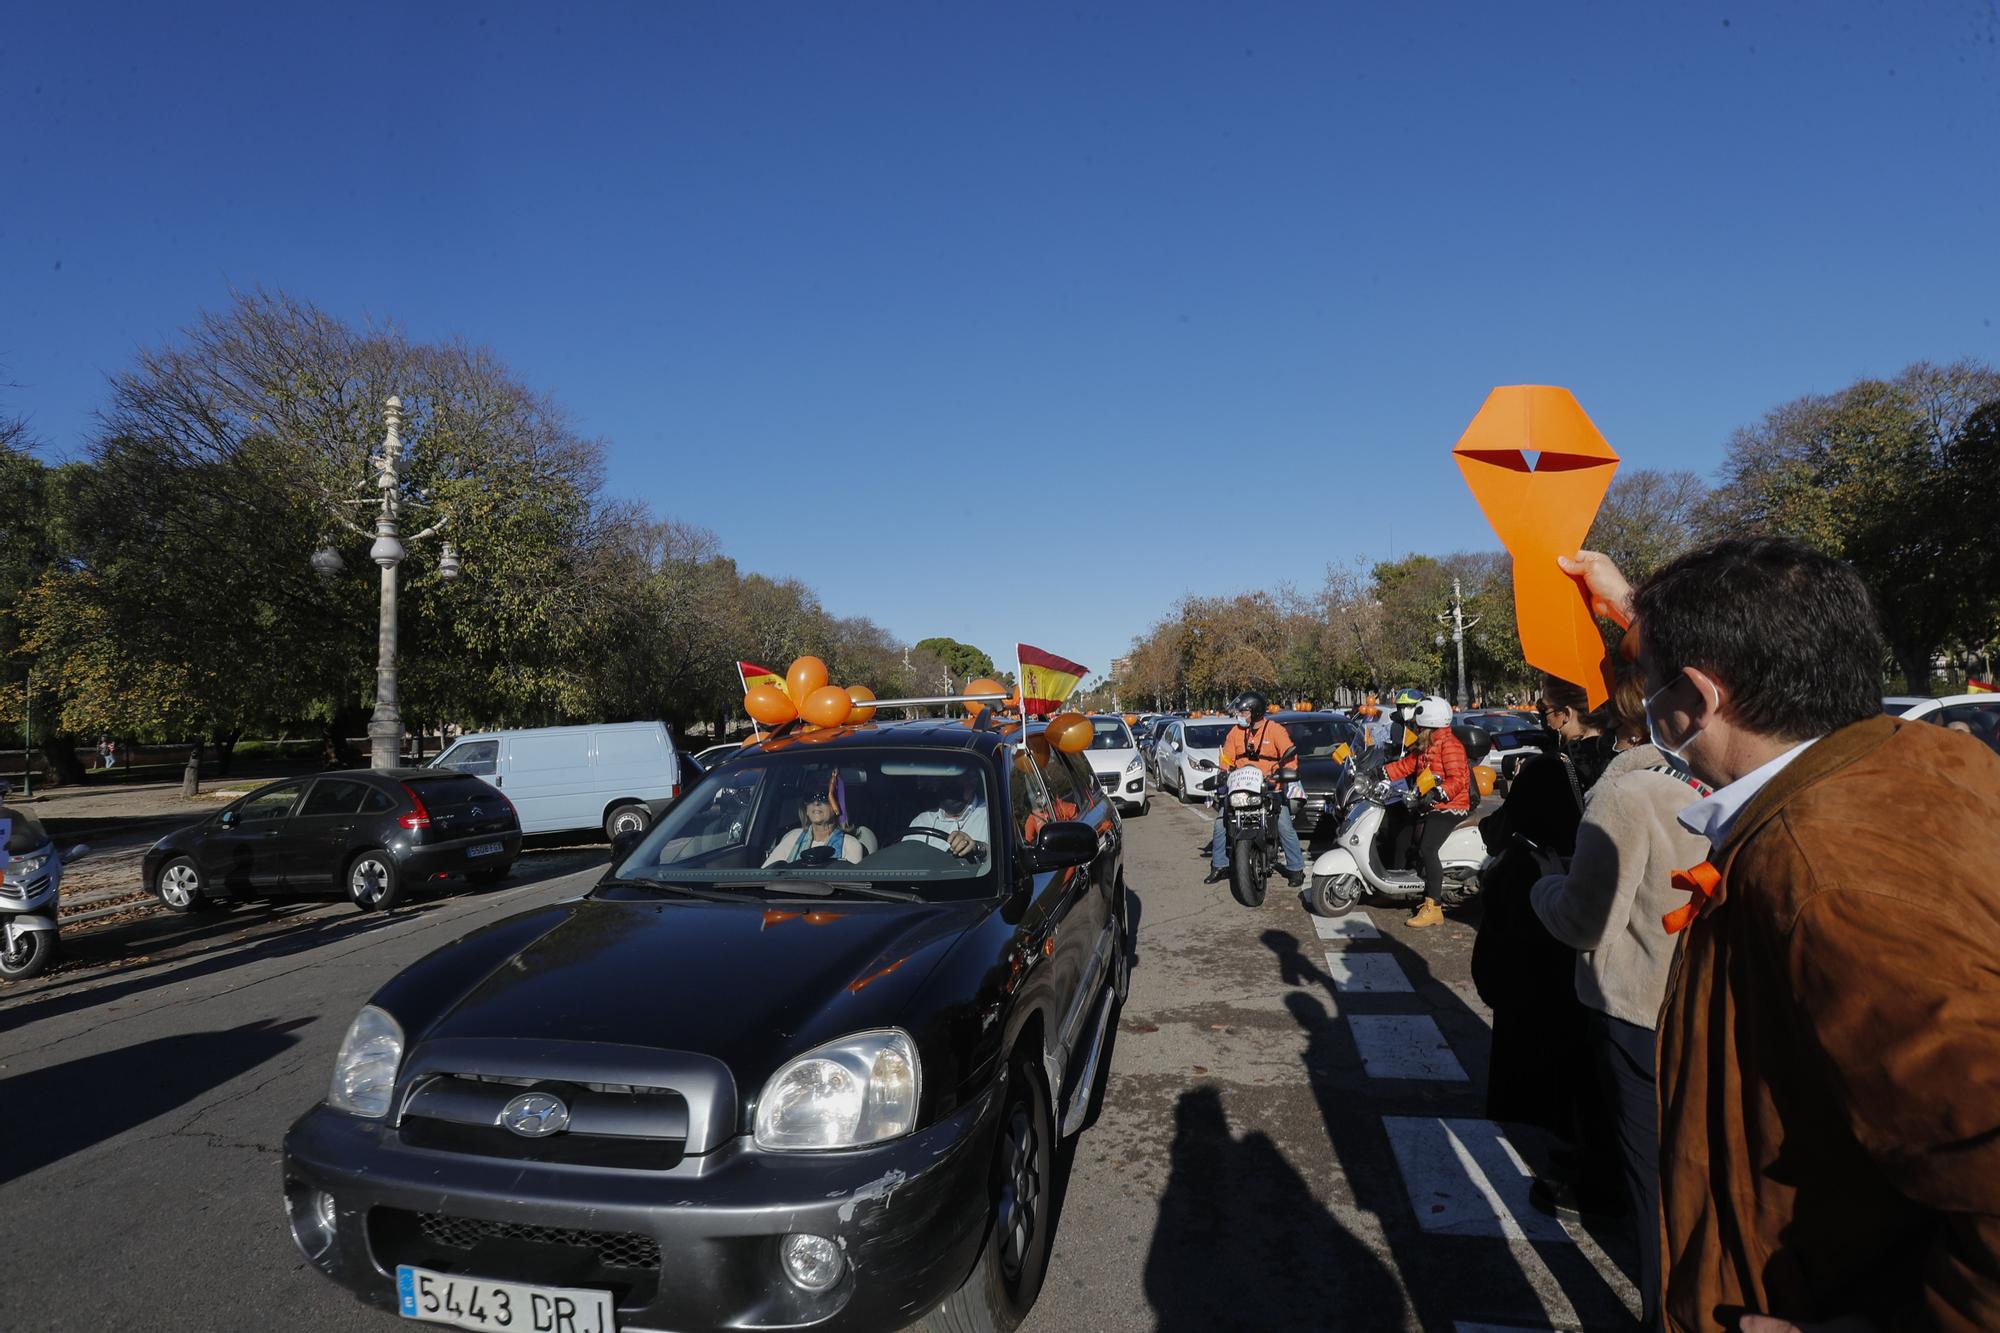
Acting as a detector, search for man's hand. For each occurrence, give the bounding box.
[947,831,977,858]
[1558,549,1636,626]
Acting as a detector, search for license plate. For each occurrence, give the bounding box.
[397,1266,615,1333]
[467,842,504,858]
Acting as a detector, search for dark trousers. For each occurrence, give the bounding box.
[1391,810,1459,901]
[1589,1007,1661,1329]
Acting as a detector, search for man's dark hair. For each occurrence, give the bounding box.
[1633,537,1885,742]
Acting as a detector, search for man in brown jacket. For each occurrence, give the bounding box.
[1564,539,2000,1331]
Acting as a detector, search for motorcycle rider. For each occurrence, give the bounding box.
[1203,691,1306,889]
[1382,694,1472,928]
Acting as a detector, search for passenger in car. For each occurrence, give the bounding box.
[904,769,991,860]
[763,793,864,866]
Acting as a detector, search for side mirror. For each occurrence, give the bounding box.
[62,843,89,864]
[218,810,238,828]
[1031,821,1097,871]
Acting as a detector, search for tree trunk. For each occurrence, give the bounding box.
[322,706,365,769]
[210,727,242,777]
[1894,642,1934,696]
[39,734,87,786]
[182,740,204,798]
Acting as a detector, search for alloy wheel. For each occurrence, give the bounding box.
[350,857,391,907]
[996,1104,1041,1282]
[160,863,199,909]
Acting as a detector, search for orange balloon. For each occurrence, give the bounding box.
[787,656,829,704]
[1026,733,1053,765]
[802,684,854,729]
[745,684,797,726]
[965,678,1004,715]
[1048,711,1092,753]
[846,684,877,724]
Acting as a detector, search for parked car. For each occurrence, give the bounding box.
[1453,708,1556,787]
[1082,714,1148,815]
[145,769,521,914]
[1890,693,2000,755]
[432,721,681,840]
[282,712,1129,1333]
[692,741,742,768]
[1264,711,1367,838]
[1154,717,1238,802]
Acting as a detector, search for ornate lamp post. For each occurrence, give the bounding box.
[315,397,460,770]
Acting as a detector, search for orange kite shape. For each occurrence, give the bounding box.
[1453,386,1620,709]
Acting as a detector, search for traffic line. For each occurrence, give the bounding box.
[1310,911,1381,942]
[1381,1116,1569,1241]
[1348,1014,1468,1081]
[1321,950,1414,993]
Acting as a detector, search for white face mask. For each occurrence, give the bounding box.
[1644,672,1714,761]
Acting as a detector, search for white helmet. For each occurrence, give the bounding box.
[1410,696,1454,729]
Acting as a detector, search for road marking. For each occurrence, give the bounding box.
[1349,1014,1468,1081]
[1310,911,1381,942]
[1321,950,1413,992]
[1381,1116,1569,1241]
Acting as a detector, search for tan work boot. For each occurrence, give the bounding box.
[1405,899,1445,928]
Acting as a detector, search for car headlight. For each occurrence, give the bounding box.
[754,1030,920,1151]
[1124,756,1144,775]
[327,1005,404,1118]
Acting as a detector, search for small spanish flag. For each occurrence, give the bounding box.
[1017,643,1089,717]
[738,661,786,696]
[1970,679,1995,694]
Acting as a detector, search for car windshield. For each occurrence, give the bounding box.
[1185,723,1235,749]
[1881,699,1924,716]
[606,748,999,899]
[1280,719,1357,758]
[1087,719,1133,751]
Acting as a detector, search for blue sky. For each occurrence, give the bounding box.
[5,1,1997,680]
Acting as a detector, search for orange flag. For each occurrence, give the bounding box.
[1453,386,1620,709]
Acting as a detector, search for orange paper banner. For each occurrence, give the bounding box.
[1453,386,1620,709]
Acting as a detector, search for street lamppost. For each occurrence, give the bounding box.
[314,397,460,770]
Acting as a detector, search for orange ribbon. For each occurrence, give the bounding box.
[1662,861,1721,934]
[1452,386,1621,709]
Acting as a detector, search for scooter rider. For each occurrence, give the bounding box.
[1204,691,1307,888]
[1382,695,1472,928]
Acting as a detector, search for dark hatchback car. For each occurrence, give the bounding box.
[281,714,1129,1333]
[144,769,521,914]
[1267,711,1368,838]
[1454,709,1555,786]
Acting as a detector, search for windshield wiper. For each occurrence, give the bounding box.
[760,880,924,902]
[602,878,759,902]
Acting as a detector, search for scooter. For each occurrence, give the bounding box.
[1305,753,1487,918]
[1,788,88,981]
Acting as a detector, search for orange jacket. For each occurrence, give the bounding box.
[1221,719,1296,779]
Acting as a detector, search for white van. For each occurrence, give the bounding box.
[430,721,681,839]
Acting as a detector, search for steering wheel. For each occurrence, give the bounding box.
[903,827,958,848]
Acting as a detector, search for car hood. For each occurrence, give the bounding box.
[1085,748,1138,772]
[387,894,992,1084]
[1296,756,1349,792]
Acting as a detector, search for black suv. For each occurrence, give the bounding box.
[145,769,520,913]
[282,714,1129,1333]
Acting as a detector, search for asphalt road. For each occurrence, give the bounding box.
[0,801,1640,1332]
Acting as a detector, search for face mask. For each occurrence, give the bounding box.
[1644,672,1713,761]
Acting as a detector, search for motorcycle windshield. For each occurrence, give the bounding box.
[2,807,50,855]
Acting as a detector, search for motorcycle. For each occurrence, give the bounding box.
[1,792,89,981]
[1215,764,1299,908]
[1305,738,1489,918]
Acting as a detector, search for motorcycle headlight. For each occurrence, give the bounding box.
[754,1030,920,1151]
[1228,790,1258,809]
[327,1005,404,1118]
[1124,756,1143,775]
[3,854,47,881]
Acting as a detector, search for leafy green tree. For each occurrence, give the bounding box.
[912,637,996,684]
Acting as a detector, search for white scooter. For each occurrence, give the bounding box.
[1306,758,1487,918]
[1,785,89,981]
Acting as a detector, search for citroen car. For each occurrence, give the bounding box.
[281,712,1129,1333]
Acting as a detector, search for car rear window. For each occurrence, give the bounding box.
[404,774,496,809]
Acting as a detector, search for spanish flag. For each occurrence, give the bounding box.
[1017,643,1089,717]
[1970,679,1996,694]
[738,661,786,696]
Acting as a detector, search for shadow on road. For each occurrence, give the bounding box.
[0,1015,314,1185]
[1143,1084,1407,1332]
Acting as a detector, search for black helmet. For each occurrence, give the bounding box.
[1231,691,1268,721]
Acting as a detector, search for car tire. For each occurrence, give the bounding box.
[346,849,402,912]
[154,856,209,913]
[603,803,650,841]
[921,1059,1057,1333]
[0,928,56,981]
[469,862,513,887]
[1175,768,1196,804]
[1127,797,1148,818]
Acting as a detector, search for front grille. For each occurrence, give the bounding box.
[415,1212,661,1272]
[1096,773,1119,791]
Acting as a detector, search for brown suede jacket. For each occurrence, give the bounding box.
[1658,715,2000,1331]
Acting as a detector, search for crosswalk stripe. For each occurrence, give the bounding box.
[1310,911,1382,941]
[1381,1116,1571,1241]
[1321,950,1414,993]
[1348,1014,1468,1081]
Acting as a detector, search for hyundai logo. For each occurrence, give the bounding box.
[499,1092,570,1138]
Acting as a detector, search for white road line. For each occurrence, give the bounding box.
[1349,1014,1468,1081]
[1310,911,1382,941]
[1381,1116,1570,1241]
[1321,950,1414,993]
